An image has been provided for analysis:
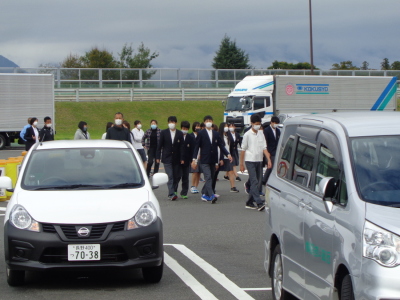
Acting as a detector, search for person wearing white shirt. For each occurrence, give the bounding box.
[240,114,271,211]
[131,120,147,169]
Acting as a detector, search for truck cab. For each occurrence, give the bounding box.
[224,75,274,133]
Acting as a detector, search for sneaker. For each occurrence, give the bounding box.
[244,182,250,194]
[230,187,239,193]
[260,191,265,196]
[257,203,266,211]
[181,195,188,199]
[199,177,205,182]
[213,194,220,198]
[201,194,209,202]
[191,186,199,194]
[210,196,217,204]
[223,175,229,181]
[246,204,257,209]
[236,176,241,182]
[171,194,178,201]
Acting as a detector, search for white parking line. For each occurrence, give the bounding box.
[242,288,272,291]
[164,252,219,300]
[165,244,256,300]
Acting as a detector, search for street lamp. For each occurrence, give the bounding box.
[309,0,314,75]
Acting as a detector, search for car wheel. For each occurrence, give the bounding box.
[271,244,289,300]
[142,260,163,283]
[6,267,25,286]
[0,134,6,150]
[340,274,355,300]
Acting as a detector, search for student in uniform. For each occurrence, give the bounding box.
[39,116,55,142]
[156,116,185,201]
[191,115,232,203]
[177,121,195,199]
[142,120,161,177]
[24,117,39,151]
[190,122,202,193]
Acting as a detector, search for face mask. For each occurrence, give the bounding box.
[83,126,87,132]
[137,124,142,129]
[224,127,229,132]
[168,123,176,130]
[205,122,212,128]
[253,125,261,131]
[115,119,123,126]
[229,128,235,132]
[151,124,157,130]
[46,123,52,128]
[272,123,278,129]
[181,129,188,134]
[195,128,201,132]
[33,121,38,127]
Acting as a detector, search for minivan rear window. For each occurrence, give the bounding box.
[351,136,400,206]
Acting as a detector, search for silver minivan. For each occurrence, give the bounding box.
[264,111,400,300]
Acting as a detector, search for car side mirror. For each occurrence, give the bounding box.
[278,124,283,129]
[0,176,13,190]
[318,177,337,213]
[152,173,168,189]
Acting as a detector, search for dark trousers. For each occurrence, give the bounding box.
[177,164,190,196]
[201,163,216,197]
[164,163,182,196]
[212,168,220,194]
[262,155,275,185]
[147,147,160,176]
[245,161,263,206]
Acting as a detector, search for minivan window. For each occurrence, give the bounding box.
[277,125,297,180]
[351,136,400,206]
[21,148,144,190]
[315,144,340,191]
[293,138,316,188]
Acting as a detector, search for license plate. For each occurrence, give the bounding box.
[68,244,101,261]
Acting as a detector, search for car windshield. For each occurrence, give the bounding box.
[225,96,252,112]
[21,148,144,190]
[351,136,400,207]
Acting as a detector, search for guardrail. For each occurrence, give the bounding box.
[54,88,232,102]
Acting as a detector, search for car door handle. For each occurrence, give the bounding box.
[305,203,313,212]
[298,201,306,209]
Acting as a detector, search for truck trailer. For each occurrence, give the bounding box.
[0,73,54,150]
[224,75,397,131]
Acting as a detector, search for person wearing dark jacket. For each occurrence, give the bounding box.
[142,120,161,177]
[24,117,39,151]
[176,121,195,199]
[106,112,131,143]
[191,115,232,203]
[156,116,185,201]
[39,116,54,142]
[262,116,281,184]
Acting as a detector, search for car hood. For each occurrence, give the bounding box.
[13,188,150,224]
[366,203,400,236]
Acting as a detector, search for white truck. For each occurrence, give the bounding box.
[224,75,398,131]
[0,73,54,149]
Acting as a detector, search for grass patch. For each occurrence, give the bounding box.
[55,101,225,140]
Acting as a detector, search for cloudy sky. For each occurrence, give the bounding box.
[2,0,400,70]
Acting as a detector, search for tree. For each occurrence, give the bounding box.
[360,61,369,70]
[331,61,359,70]
[80,47,118,69]
[381,58,390,70]
[391,61,400,70]
[267,60,315,70]
[118,42,159,80]
[212,35,251,80]
[60,53,83,68]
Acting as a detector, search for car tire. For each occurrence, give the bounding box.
[271,244,290,300]
[0,134,6,150]
[340,274,355,300]
[142,260,163,283]
[6,267,25,286]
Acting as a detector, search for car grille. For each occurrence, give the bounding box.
[42,222,126,240]
[39,246,128,264]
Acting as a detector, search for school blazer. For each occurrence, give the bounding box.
[227,131,241,156]
[181,133,195,166]
[192,129,229,165]
[156,129,185,164]
[263,126,281,157]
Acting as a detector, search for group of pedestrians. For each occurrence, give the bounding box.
[19,112,281,211]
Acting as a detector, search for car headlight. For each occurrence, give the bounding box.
[127,202,157,230]
[10,205,40,232]
[363,220,400,267]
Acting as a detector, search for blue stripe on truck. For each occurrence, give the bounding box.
[371,77,397,111]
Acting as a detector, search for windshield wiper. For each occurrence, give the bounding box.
[33,184,105,190]
[107,182,142,189]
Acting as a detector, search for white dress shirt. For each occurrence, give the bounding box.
[241,129,267,162]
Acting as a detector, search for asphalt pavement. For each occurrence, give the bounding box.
[0,148,275,300]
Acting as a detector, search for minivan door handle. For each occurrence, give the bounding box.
[305,202,313,212]
[298,201,306,209]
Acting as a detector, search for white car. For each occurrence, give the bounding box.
[0,139,168,286]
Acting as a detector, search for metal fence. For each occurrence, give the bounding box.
[1,67,400,89]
